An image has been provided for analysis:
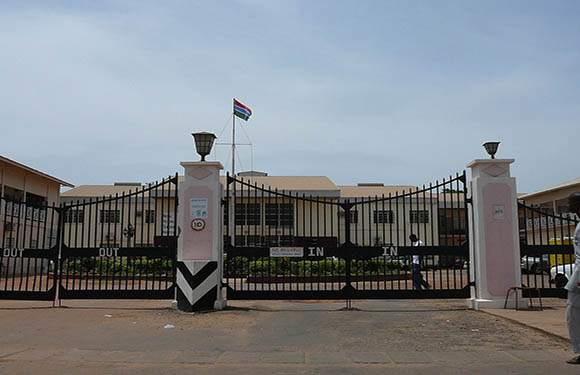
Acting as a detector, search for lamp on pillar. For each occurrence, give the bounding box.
[191,132,217,161]
[482,141,500,159]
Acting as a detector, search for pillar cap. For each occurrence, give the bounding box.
[466,158,514,169]
[180,161,224,169]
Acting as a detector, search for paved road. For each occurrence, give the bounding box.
[0,299,577,374]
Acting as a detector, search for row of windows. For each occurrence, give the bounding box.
[225,204,294,226]
[1,201,47,221]
[232,235,294,247]
[227,206,431,225]
[64,210,156,224]
[1,186,47,207]
[348,210,429,224]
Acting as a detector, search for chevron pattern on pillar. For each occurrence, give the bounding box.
[176,260,218,312]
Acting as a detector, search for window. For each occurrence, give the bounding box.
[64,209,84,223]
[100,210,120,223]
[374,210,393,224]
[223,203,229,225]
[161,213,175,236]
[144,210,156,224]
[5,201,20,217]
[234,235,260,246]
[264,235,294,246]
[25,192,47,207]
[410,210,429,223]
[265,203,294,226]
[265,235,278,246]
[235,203,260,225]
[348,210,358,224]
[279,235,293,246]
[3,186,24,202]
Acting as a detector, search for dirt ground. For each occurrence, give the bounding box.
[0,299,576,374]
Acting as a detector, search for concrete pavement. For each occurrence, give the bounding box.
[482,297,570,340]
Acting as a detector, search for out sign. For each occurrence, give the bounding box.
[99,248,119,257]
[3,248,24,258]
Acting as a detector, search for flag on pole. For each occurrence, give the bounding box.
[233,99,252,121]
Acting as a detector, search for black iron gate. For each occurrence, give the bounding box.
[0,175,178,302]
[518,202,578,298]
[224,172,471,300]
[0,196,60,300]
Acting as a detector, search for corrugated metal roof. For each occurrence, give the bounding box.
[519,177,580,199]
[221,175,340,193]
[61,185,147,198]
[338,185,418,198]
[60,176,468,202]
[0,155,74,187]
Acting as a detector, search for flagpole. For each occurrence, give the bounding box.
[232,100,236,176]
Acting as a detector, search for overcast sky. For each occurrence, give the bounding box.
[1,1,578,193]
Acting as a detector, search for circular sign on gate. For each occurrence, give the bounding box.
[191,218,205,231]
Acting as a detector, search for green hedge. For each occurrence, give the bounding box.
[66,257,174,275]
[225,257,403,277]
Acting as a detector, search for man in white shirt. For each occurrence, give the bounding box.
[410,234,429,290]
[565,192,580,365]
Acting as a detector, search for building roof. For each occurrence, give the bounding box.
[221,175,341,197]
[338,185,418,198]
[61,185,146,198]
[0,155,74,187]
[519,177,580,200]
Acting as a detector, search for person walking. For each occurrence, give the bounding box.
[566,192,580,365]
[410,234,429,290]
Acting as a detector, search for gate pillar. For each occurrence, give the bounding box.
[467,158,525,309]
[175,160,226,312]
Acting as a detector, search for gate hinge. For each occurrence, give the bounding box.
[222,198,228,206]
[466,197,473,204]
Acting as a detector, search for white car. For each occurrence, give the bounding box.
[521,255,549,274]
[550,263,577,288]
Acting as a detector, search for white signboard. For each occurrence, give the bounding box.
[270,247,304,257]
[492,204,505,220]
[190,198,208,219]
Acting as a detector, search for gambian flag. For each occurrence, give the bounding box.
[233,99,252,121]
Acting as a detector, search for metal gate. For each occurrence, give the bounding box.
[0,196,60,300]
[0,175,178,302]
[518,202,578,297]
[224,172,471,300]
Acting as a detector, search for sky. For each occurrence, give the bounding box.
[1,1,578,193]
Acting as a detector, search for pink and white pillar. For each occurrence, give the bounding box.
[175,161,226,312]
[467,159,524,309]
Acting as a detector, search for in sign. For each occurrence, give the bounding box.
[308,247,324,257]
[3,248,24,258]
[382,246,398,256]
[99,248,119,257]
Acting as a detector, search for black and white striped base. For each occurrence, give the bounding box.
[176,260,219,312]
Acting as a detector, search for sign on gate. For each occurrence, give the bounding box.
[270,247,303,257]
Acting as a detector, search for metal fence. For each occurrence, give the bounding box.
[519,202,578,297]
[0,175,178,302]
